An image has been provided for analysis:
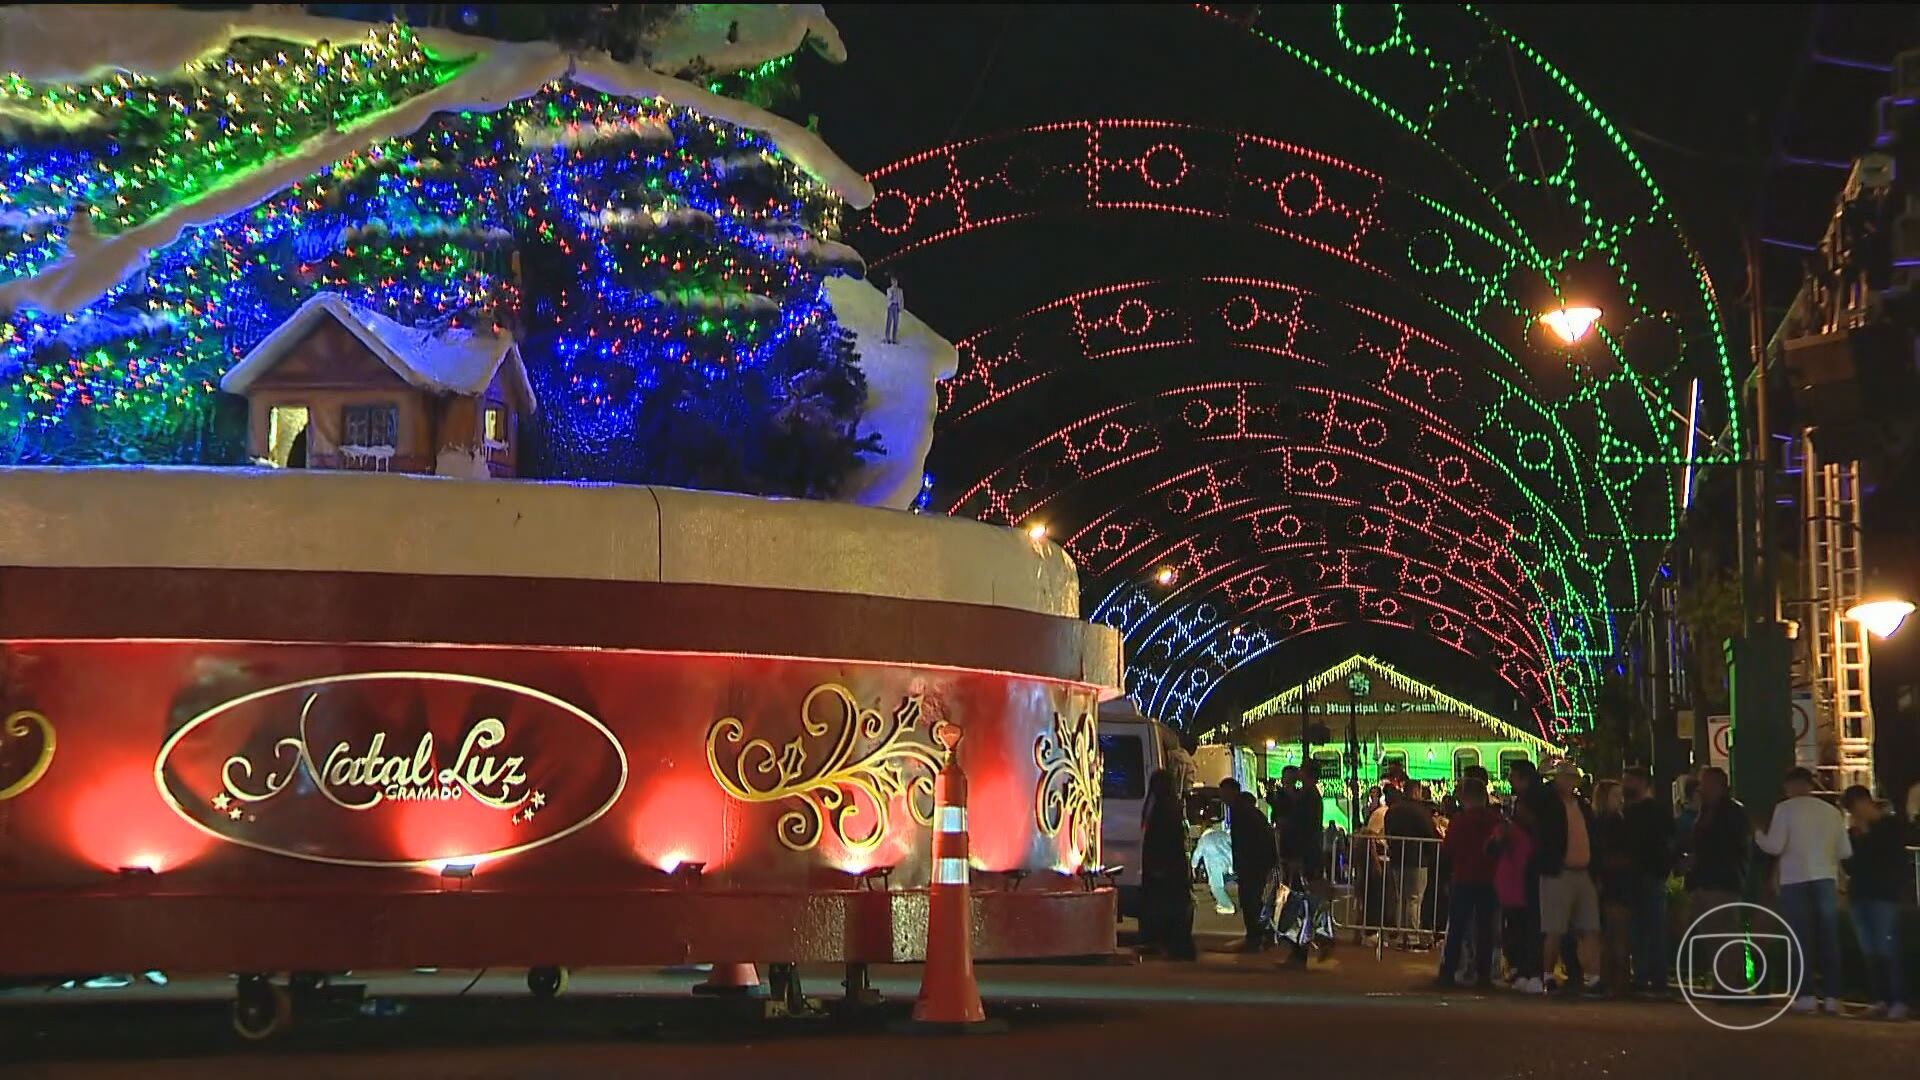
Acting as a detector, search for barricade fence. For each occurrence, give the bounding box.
[1330,833,1447,947]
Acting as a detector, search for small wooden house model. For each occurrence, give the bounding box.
[220,294,536,478]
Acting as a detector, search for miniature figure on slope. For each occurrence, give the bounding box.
[885,276,905,344]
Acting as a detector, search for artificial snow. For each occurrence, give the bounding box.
[514,115,672,152]
[0,4,875,318]
[753,226,865,272]
[220,292,536,410]
[595,206,715,231]
[824,276,958,512]
[0,4,847,87]
[434,447,494,480]
[642,4,848,77]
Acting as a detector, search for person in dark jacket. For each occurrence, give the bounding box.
[1269,767,1298,833]
[1620,766,1674,993]
[1384,781,1441,946]
[1679,766,1750,970]
[1841,785,1908,1018]
[1221,778,1277,950]
[1139,769,1196,960]
[1282,772,1325,883]
[1591,779,1634,996]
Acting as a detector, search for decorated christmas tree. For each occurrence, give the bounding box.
[0,4,900,498]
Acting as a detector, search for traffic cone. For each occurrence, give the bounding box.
[896,725,1006,1034]
[691,962,761,996]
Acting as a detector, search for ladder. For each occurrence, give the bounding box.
[1800,431,1876,791]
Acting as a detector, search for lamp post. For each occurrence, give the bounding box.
[1846,599,1914,640]
[1727,232,1794,810]
[1538,304,1604,345]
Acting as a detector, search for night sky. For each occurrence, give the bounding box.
[800,4,1917,726]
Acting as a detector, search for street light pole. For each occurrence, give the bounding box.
[1727,231,1794,808]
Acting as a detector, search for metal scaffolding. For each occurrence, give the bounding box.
[1798,437,1876,790]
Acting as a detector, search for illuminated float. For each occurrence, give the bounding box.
[0,469,1121,1013]
[0,3,1122,1036]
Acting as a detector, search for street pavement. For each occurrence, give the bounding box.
[4,908,1914,1077]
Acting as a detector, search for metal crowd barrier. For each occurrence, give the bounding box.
[1330,833,1447,948]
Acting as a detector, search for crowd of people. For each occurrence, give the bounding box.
[1148,755,1913,1020]
[1377,759,1912,1018]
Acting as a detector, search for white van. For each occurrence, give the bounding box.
[1096,699,1184,917]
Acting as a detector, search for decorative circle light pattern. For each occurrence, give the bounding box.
[850,120,1731,594]
[859,6,1736,737]
[932,277,1606,717]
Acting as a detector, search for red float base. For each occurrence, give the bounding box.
[0,886,1116,975]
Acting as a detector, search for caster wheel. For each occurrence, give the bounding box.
[231,976,293,1041]
[527,966,569,999]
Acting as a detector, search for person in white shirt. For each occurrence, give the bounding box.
[1754,767,1851,1014]
[884,278,904,343]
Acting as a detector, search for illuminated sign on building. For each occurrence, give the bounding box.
[155,672,629,869]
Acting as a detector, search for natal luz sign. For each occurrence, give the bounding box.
[154,672,628,868]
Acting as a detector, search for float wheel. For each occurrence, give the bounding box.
[527,966,569,999]
[231,976,293,1041]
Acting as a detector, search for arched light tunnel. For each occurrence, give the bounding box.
[850,5,1740,742]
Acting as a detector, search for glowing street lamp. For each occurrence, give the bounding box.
[1025,522,1048,541]
[1154,566,1177,586]
[1846,599,1914,640]
[1538,304,1603,345]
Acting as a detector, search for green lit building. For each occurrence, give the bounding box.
[1198,655,1567,830]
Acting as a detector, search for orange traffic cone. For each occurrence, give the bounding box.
[897,725,1006,1034]
[691,962,761,996]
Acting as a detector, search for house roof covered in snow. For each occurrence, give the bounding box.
[220,293,536,412]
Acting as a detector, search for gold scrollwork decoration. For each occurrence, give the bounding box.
[0,710,56,801]
[706,684,951,853]
[1034,711,1101,864]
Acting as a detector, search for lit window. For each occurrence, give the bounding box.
[1453,747,1481,781]
[484,405,507,445]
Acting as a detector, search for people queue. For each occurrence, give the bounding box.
[1152,757,1912,1020]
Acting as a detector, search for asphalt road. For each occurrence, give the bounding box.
[4,939,1914,1079]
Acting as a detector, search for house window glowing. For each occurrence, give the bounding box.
[267,405,310,468]
[484,405,507,448]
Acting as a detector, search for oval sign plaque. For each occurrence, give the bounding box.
[155,672,627,868]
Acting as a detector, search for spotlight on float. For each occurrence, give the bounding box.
[1026,522,1048,542]
[1846,599,1915,640]
[117,864,158,878]
[674,861,707,883]
[1537,304,1602,345]
[856,866,895,892]
[1154,566,1177,586]
[438,862,476,880]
